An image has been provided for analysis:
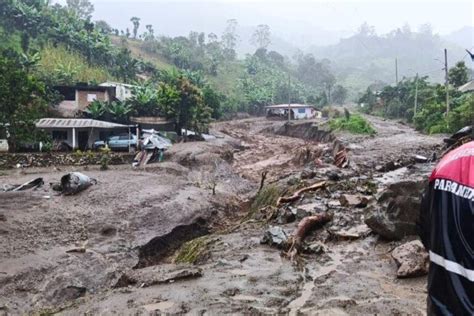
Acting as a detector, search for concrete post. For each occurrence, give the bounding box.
[72,127,76,149]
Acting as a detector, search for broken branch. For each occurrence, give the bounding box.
[277,181,326,206]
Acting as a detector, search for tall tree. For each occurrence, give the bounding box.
[448,61,469,88]
[66,0,94,20]
[0,49,48,151]
[332,85,348,105]
[250,24,271,49]
[222,19,238,60]
[130,17,140,39]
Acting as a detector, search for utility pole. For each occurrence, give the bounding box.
[395,58,398,85]
[287,73,291,122]
[444,48,450,116]
[414,72,419,116]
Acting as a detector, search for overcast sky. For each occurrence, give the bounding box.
[54,0,472,41]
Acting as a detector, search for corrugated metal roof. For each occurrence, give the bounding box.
[265,104,315,109]
[130,116,172,124]
[458,80,474,93]
[36,118,129,129]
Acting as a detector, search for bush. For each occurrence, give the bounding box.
[329,114,376,135]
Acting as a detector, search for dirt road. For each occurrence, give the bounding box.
[0,116,443,315]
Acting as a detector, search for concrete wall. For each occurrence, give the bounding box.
[76,90,109,111]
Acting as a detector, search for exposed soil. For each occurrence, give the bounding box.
[0,115,443,315]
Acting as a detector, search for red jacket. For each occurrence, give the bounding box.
[418,141,474,315]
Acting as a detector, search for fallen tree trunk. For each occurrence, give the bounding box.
[277,181,326,206]
[285,212,333,260]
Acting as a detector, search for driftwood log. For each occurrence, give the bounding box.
[285,212,333,260]
[277,181,326,206]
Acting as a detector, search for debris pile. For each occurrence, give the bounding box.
[0,152,134,169]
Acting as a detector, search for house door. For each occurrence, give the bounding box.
[78,131,89,150]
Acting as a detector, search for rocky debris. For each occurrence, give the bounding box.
[331,224,372,240]
[0,152,134,169]
[375,160,403,172]
[339,194,369,208]
[326,170,341,181]
[365,179,426,240]
[261,226,288,249]
[391,240,429,278]
[115,266,203,288]
[300,168,316,180]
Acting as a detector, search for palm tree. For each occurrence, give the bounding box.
[85,100,106,119]
[107,101,132,123]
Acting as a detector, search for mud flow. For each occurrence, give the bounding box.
[0,116,442,314]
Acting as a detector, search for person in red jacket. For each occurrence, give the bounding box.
[418,140,474,315]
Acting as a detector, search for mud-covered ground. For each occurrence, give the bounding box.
[0,115,443,315]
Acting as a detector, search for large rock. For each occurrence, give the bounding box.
[365,179,426,240]
[391,240,429,278]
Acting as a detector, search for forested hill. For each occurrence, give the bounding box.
[310,24,469,93]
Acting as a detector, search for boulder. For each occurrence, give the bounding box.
[391,240,429,278]
[260,226,288,249]
[339,194,370,208]
[365,179,426,240]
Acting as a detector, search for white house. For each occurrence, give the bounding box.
[99,81,136,101]
[36,118,132,150]
[265,104,321,120]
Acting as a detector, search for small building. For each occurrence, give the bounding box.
[265,104,321,120]
[53,84,116,117]
[99,81,136,101]
[458,80,474,93]
[36,118,131,150]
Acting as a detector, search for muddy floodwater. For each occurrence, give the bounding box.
[0,115,442,315]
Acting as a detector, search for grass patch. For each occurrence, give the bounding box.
[329,114,376,135]
[37,44,112,84]
[250,185,281,214]
[173,236,213,264]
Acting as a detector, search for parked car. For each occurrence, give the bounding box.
[94,134,137,151]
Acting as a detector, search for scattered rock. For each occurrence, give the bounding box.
[100,225,117,237]
[326,171,341,181]
[375,161,403,172]
[331,224,372,239]
[260,226,288,249]
[275,207,296,224]
[303,242,327,254]
[223,288,240,297]
[300,169,316,180]
[339,194,369,208]
[391,240,429,278]
[0,214,5,221]
[365,180,426,240]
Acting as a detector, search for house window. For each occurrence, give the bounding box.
[87,94,97,102]
[52,131,68,140]
[298,108,306,114]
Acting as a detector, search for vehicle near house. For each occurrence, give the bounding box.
[36,118,132,151]
[93,134,137,151]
